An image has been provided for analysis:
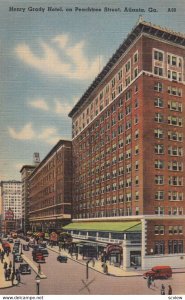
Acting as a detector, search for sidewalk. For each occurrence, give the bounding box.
[47,245,143,277]
[0,247,12,289]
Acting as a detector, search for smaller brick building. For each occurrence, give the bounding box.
[28,140,72,232]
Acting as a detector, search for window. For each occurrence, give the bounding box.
[168,191,183,201]
[126,105,131,115]
[112,77,116,88]
[155,241,165,254]
[155,191,164,200]
[155,113,164,123]
[155,207,164,215]
[168,131,183,142]
[154,129,164,139]
[155,144,164,154]
[168,161,183,171]
[126,90,131,101]
[118,69,123,80]
[168,146,183,156]
[168,86,182,97]
[168,116,182,127]
[154,225,164,235]
[155,160,164,169]
[125,60,131,72]
[154,66,163,76]
[133,67,138,78]
[154,50,163,61]
[168,240,183,254]
[169,176,183,186]
[168,101,182,112]
[133,51,138,63]
[154,98,164,108]
[154,82,163,92]
[155,175,164,185]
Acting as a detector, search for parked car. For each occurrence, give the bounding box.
[57,255,68,263]
[23,244,29,251]
[32,252,45,263]
[143,266,172,279]
[14,254,23,263]
[19,263,31,275]
[2,242,11,252]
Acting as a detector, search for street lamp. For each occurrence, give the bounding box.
[20,243,23,255]
[35,274,40,295]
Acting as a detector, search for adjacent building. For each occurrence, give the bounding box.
[28,140,72,232]
[68,19,185,269]
[20,164,36,233]
[1,180,22,233]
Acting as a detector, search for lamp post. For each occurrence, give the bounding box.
[35,274,40,295]
[20,243,23,255]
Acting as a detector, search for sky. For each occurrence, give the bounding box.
[1,0,185,181]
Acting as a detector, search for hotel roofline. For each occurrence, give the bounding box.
[68,18,185,118]
[28,139,72,180]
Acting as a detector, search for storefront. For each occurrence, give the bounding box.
[106,244,123,267]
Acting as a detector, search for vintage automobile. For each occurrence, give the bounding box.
[32,251,45,263]
[23,244,29,251]
[57,255,68,263]
[19,263,31,275]
[2,242,11,252]
[14,254,23,263]
[143,266,172,279]
[32,246,49,257]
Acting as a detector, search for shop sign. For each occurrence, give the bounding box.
[5,209,14,220]
[106,244,122,254]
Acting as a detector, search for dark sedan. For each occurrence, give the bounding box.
[57,255,68,263]
[19,263,31,275]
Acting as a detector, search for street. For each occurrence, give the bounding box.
[1,243,185,295]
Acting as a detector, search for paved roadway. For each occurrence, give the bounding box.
[1,243,185,295]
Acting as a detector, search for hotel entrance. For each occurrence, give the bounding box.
[130,251,141,267]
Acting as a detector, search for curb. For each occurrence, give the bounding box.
[21,254,47,279]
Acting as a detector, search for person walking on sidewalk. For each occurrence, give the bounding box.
[4,261,8,270]
[161,284,165,295]
[11,272,15,286]
[168,285,172,295]
[7,268,11,281]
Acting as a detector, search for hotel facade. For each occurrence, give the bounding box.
[67,19,185,269]
[28,140,72,232]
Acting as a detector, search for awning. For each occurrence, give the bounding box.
[63,221,141,233]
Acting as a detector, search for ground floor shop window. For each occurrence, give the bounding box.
[130,251,141,267]
[154,240,165,254]
[168,240,183,254]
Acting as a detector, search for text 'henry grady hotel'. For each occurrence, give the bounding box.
[64,18,185,270]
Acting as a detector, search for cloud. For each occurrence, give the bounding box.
[15,34,103,80]
[54,99,73,115]
[8,123,35,140]
[27,96,78,116]
[28,98,49,111]
[8,123,62,145]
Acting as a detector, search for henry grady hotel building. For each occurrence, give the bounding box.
[68,19,185,269]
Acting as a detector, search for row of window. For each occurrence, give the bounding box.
[155,175,183,186]
[155,160,183,171]
[154,225,183,235]
[154,240,183,255]
[155,191,183,201]
[154,129,183,141]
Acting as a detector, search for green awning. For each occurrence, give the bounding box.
[63,221,141,233]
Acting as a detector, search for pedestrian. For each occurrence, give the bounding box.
[168,285,172,295]
[7,268,11,280]
[92,257,95,267]
[4,269,8,281]
[11,272,15,286]
[4,261,8,270]
[1,251,4,263]
[147,276,151,288]
[9,261,12,269]
[161,284,165,295]
[151,276,155,287]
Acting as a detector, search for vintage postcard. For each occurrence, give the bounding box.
[0,0,185,298]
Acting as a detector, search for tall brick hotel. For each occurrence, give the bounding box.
[28,19,185,270]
